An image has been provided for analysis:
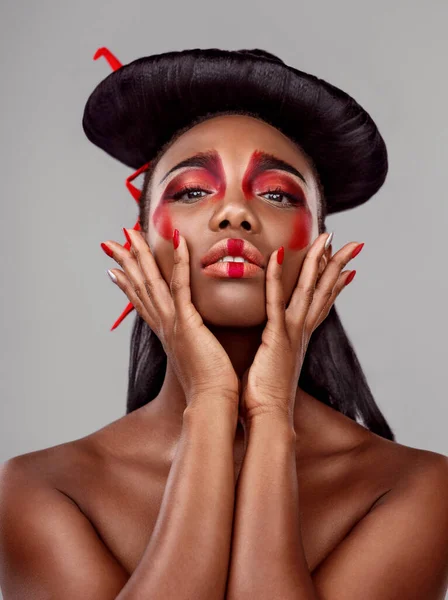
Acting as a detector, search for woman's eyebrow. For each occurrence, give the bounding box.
[158,151,219,185]
[158,150,308,187]
[247,151,308,187]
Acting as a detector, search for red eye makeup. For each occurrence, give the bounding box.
[252,173,306,206]
[241,150,312,250]
[163,170,225,203]
[152,153,227,239]
[152,149,313,249]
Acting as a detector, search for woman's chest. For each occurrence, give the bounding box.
[66,442,390,576]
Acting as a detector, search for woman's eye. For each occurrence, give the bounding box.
[171,187,209,202]
[170,185,303,206]
[263,191,286,202]
[261,188,302,206]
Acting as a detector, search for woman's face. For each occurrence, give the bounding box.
[145,114,321,327]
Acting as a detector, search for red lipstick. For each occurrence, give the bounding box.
[203,261,262,279]
[201,238,265,269]
[201,238,265,279]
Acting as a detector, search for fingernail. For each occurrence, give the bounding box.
[123,227,132,247]
[101,242,114,257]
[345,270,356,285]
[277,246,284,265]
[107,269,117,284]
[351,243,364,259]
[324,231,334,250]
[173,229,180,250]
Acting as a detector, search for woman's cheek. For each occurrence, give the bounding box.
[152,200,174,241]
[288,209,312,251]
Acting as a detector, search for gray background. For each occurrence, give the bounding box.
[1,0,447,597]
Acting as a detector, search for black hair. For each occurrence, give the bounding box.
[125,109,396,442]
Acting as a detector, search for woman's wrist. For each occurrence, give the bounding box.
[183,394,239,431]
[246,409,297,441]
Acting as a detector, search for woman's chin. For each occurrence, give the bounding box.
[190,279,268,326]
[199,303,267,328]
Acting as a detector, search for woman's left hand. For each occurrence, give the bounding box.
[238,233,364,427]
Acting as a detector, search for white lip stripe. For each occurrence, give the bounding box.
[216,256,250,263]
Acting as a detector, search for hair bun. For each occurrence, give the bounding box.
[236,48,285,64]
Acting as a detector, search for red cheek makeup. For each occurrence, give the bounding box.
[288,209,312,251]
[152,201,173,241]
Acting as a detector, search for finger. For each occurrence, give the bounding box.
[313,269,354,330]
[305,241,362,327]
[106,267,154,327]
[286,232,331,326]
[317,246,331,279]
[265,246,286,332]
[102,239,165,327]
[315,243,333,288]
[126,229,174,321]
[170,230,201,327]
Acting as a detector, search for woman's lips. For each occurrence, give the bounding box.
[202,261,263,279]
[201,238,265,269]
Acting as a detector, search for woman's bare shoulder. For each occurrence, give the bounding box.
[314,400,448,503]
[0,406,171,492]
[363,425,447,469]
[354,424,448,505]
[304,396,447,488]
[0,435,95,484]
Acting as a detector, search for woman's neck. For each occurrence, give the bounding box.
[140,324,369,458]
[147,323,265,422]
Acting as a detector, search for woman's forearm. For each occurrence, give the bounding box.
[116,398,238,600]
[226,413,319,600]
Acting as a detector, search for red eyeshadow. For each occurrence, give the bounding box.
[252,172,306,203]
[242,151,307,204]
[208,154,226,202]
[152,154,227,239]
[242,150,262,200]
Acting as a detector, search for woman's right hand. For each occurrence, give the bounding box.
[101,228,240,412]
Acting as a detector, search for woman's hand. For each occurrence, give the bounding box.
[238,233,363,426]
[101,229,240,411]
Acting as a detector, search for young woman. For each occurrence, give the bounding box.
[1,47,447,600]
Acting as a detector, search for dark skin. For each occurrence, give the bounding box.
[1,115,448,599]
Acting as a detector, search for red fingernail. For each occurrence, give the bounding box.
[173,229,180,250]
[101,242,114,258]
[123,227,132,247]
[351,243,364,259]
[345,270,356,285]
[277,246,284,265]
